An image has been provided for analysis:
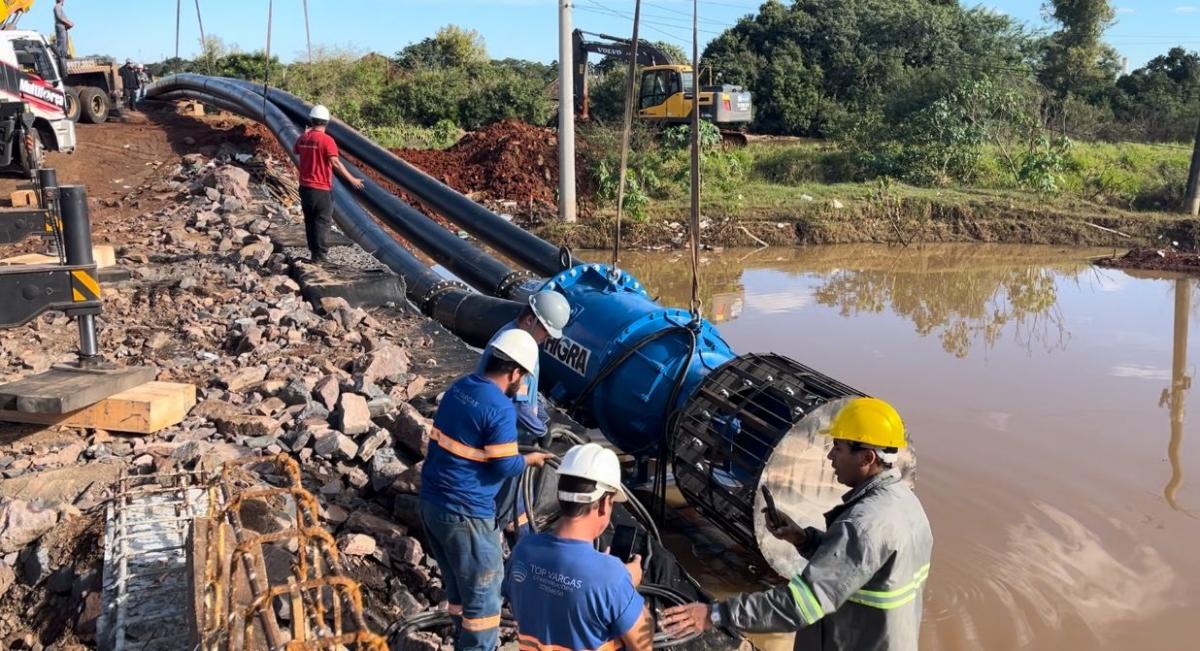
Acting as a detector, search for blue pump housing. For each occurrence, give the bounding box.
[538,263,735,456]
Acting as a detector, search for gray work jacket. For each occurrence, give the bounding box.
[717,469,933,650]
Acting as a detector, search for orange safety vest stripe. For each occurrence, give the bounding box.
[518,633,623,651]
[430,427,519,463]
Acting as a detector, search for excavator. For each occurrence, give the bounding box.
[572,29,753,145]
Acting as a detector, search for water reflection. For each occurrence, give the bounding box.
[1164,278,1193,512]
[608,245,1106,358]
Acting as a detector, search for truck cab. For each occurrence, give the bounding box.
[0,30,76,172]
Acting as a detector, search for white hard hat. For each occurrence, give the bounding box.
[557,443,627,503]
[309,104,331,121]
[488,328,539,375]
[529,290,570,339]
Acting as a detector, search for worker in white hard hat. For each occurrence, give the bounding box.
[480,290,570,532]
[293,104,364,265]
[504,443,653,651]
[421,328,556,651]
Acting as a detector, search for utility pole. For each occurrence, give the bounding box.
[1185,113,1200,215]
[558,0,577,223]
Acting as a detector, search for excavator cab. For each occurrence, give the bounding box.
[637,66,692,120]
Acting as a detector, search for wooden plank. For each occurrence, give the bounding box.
[0,244,117,269]
[0,365,157,414]
[9,190,38,208]
[0,381,196,434]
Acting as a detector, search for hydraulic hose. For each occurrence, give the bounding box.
[145,75,523,347]
[230,81,584,278]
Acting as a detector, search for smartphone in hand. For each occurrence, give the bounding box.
[761,485,784,529]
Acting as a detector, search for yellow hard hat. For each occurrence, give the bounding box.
[829,398,907,449]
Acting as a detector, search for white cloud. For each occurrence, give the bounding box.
[1115,7,1135,14]
[1108,364,1170,381]
[1175,5,1198,14]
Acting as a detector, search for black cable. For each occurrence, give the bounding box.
[639,583,705,648]
[653,327,698,521]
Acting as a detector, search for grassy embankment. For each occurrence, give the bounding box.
[537,139,1200,251]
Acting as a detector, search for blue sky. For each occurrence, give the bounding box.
[21,1,1200,71]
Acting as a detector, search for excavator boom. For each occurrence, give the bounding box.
[0,0,35,30]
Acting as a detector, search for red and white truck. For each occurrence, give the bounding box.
[0,29,75,175]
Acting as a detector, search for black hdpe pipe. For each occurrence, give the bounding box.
[230,81,583,278]
[178,83,537,301]
[221,83,534,299]
[145,75,522,347]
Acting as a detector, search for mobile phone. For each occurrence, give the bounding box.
[762,485,784,529]
[609,524,645,564]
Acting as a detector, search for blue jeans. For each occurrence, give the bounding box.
[420,500,504,651]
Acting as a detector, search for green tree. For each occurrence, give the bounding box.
[1112,47,1200,142]
[701,0,1028,136]
[1037,0,1119,103]
[395,26,488,70]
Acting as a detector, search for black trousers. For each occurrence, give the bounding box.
[299,186,334,261]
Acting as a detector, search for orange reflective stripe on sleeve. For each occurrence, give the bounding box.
[461,614,502,632]
[518,634,623,651]
[430,427,519,462]
[484,442,519,459]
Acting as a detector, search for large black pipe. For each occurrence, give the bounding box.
[329,157,533,298]
[167,86,536,300]
[232,82,582,278]
[145,75,522,347]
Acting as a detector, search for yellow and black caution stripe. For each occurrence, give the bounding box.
[71,268,100,302]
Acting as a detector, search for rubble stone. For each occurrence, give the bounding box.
[338,533,377,557]
[388,403,432,458]
[355,344,411,385]
[218,366,267,392]
[0,500,59,554]
[313,375,340,411]
[336,393,372,436]
[356,429,391,463]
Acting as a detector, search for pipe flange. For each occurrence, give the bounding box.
[418,279,468,312]
[496,270,538,299]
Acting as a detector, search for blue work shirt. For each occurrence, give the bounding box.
[477,319,547,438]
[505,533,645,651]
[420,374,525,519]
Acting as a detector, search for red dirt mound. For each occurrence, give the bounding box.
[393,120,559,207]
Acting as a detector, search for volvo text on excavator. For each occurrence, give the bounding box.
[571,29,753,145]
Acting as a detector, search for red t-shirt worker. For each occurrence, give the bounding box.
[292,104,363,265]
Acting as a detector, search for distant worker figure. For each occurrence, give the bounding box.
[119,59,139,109]
[505,443,653,651]
[662,397,933,651]
[52,0,73,70]
[293,104,363,265]
[136,64,150,102]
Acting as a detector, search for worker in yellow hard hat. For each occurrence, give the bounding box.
[663,397,933,650]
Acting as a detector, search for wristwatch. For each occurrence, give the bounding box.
[709,603,723,628]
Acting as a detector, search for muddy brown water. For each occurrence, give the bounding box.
[593,244,1200,651]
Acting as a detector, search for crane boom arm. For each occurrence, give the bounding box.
[571,28,673,119]
[0,0,35,30]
